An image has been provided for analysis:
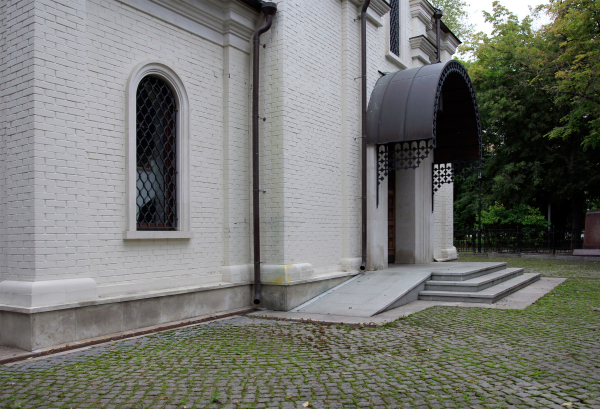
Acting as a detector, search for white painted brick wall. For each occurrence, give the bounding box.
[222,45,252,268]
[33,0,88,281]
[1,0,455,295]
[83,0,232,291]
[0,0,37,282]
[258,0,411,271]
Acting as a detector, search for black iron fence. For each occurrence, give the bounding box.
[455,227,584,254]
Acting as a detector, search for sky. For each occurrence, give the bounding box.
[467,0,551,35]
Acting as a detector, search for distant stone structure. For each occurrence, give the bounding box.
[573,210,600,256]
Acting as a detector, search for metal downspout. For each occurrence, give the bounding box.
[253,2,277,305]
[360,0,371,271]
[434,8,443,63]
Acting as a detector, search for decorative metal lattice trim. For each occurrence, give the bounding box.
[376,139,433,206]
[432,61,482,159]
[432,161,479,193]
[136,76,177,230]
[389,0,400,57]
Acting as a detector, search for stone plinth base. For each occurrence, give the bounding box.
[0,284,252,351]
[258,272,359,312]
[572,249,600,257]
[434,247,458,262]
[0,267,359,351]
[0,278,98,308]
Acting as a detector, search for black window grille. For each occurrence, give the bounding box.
[390,0,400,56]
[136,76,177,230]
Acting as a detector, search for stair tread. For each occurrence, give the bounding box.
[425,268,524,287]
[420,273,541,298]
[429,262,507,277]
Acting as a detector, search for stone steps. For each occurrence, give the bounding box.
[424,267,524,292]
[419,272,541,304]
[285,262,541,318]
[429,262,508,282]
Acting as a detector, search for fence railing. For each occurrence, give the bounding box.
[454,227,584,254]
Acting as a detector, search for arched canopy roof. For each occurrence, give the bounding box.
[366,60,481,164]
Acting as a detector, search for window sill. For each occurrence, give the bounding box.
[124,231,194,240]
[386,52,408,70]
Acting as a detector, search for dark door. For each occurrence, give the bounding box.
[388,171,396,264]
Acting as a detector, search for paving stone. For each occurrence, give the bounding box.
[1,259,600,408]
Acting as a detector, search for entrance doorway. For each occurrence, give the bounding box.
[388,170,396,264]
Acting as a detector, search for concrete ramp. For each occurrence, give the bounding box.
[292,268,431,317]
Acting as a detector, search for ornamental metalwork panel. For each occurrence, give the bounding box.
[432,163,453,193]
[376,139,433,206]
[136,76,177,230]
[390,140,432,170]
[432,161,479,193]
[390,0,400,57]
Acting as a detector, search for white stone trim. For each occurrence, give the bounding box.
[261,263,315,284]
[125,62,191,239]
[260,259,362,284]
[409,0,435,28]
[0,279,98,309]
[116,0,258,53]
[0,281,246,314]
[384,13,409,70]
[123,231,194,240]
[221,264,253,283]
[350,0,391,27]
[440,31,461,57]
[409,35,436,65]
[340,257,362,272]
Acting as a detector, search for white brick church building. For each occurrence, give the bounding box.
[0,0,469,350]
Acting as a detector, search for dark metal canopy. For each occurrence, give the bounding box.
[367,60,481,164]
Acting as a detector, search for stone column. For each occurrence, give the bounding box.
[394,154,434,264]
[433,180,458,261]
[367,146,388,270]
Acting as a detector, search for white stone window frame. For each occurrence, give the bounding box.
[124,62,193,240]
[384,1,408,69]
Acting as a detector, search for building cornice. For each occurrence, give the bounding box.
[349,0,391,27]
[409,34,437,64]
[439,32,461,56]
[116,0,259,53]
[409,0,436,29]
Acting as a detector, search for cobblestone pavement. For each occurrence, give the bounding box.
[1,259,599,409]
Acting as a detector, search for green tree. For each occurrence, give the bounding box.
[542,0,600,149]
[459,2,600,234]
[430,0,475,40]
[481,203,548,229]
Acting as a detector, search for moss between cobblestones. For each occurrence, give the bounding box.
[1,258,599,408]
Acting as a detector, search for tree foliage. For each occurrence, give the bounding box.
[543,0,600,149]
[430,0,474,40]
[481,203,548,229]
[456,1,600,232]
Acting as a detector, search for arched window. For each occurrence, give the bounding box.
[125,62,191,240]
[136,76,177,230]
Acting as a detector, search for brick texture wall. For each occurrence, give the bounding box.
[259,0,404,272]
[84,0,232,292]
[1,0,453,295]
[1,0,38,282]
